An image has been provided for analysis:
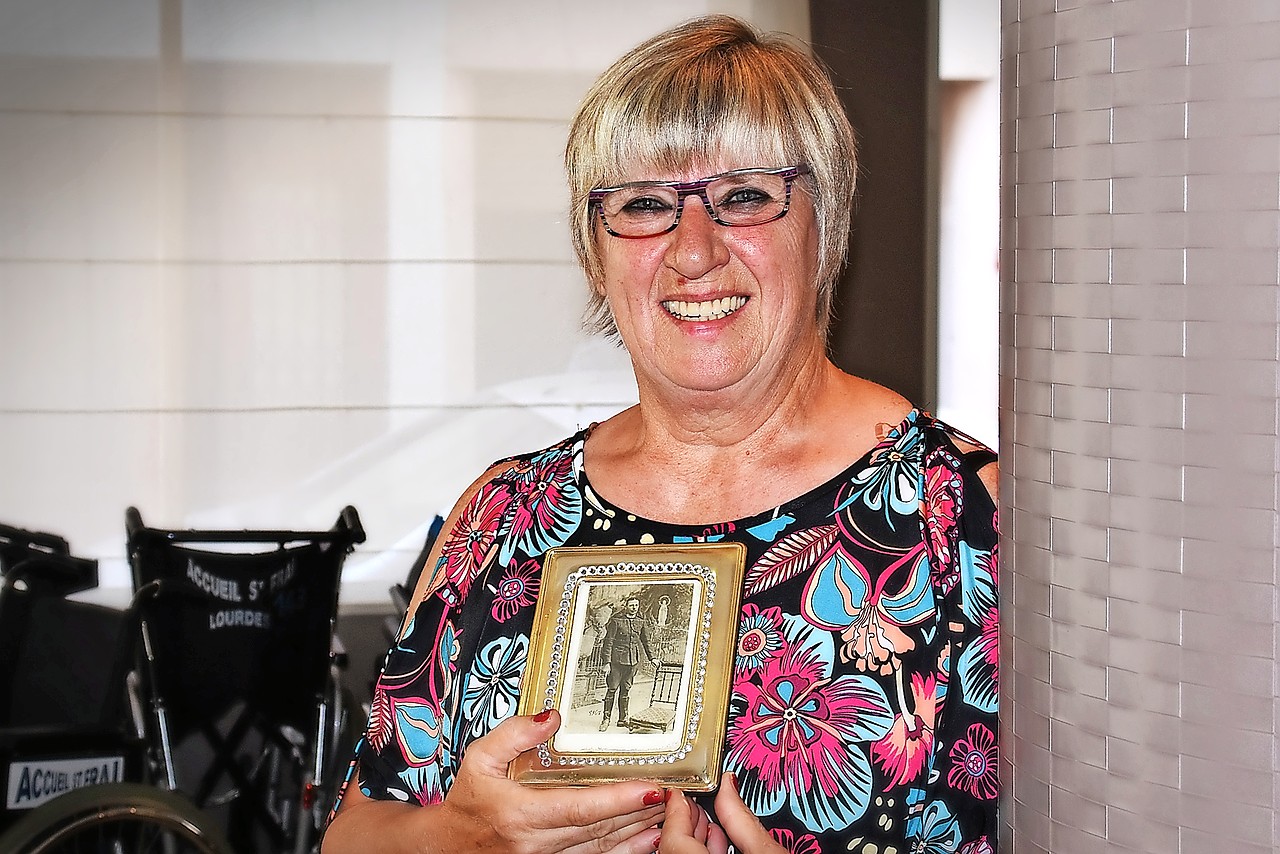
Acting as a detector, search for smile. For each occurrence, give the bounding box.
[662,295,748,321]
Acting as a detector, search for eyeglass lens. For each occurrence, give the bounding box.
[597,170,794,237]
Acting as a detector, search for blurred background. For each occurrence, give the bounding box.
[0,0,998,614]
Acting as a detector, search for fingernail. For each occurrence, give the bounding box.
[533,709,552,723]
[643,789,665,806]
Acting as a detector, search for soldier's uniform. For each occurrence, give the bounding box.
[599,611,656,729]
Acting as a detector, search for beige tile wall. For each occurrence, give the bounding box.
[1002,0,1280,850]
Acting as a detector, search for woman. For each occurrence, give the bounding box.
[325,14,998,854]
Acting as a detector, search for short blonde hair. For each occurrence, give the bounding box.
[565,15,857,341]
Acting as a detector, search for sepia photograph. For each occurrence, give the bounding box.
[510,543,745,789]
[556,578,698,754]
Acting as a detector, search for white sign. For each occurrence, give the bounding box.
[5,755,124,810]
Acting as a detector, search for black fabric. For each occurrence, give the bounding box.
[0,585,132,731]
[962,447,998,471]
[132,541,344,737]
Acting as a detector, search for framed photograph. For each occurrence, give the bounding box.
[509,542,746,791]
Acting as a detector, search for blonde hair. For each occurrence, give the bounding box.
[565,15,857,340]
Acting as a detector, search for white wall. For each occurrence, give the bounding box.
[0,0,810,606]
[937,0,1001,447]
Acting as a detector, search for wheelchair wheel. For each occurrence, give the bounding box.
[0,782,231,853]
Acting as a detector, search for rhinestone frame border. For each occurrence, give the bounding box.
[536,560,716,768]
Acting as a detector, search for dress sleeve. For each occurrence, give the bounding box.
[349,576,463,807]
[912,431,1000,851]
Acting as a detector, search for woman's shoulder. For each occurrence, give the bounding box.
[914,411,999,502]
[486,427,591,474]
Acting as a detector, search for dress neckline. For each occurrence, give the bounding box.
[577,407,922,531]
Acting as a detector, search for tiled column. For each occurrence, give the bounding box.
[1001,1,1280,852]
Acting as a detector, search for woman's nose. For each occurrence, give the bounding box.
[664,194,730,279]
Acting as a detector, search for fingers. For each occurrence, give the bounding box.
[705,824,729,854]
[464,709,561,776]
[517,782,665,854]
[658,790,720,854]
[691,798,710,843]
[660,787,695,837]
[713,774,785,854]
[587,824,663,854]
[447,711,668,852]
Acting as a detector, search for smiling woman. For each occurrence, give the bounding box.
[324,15,999,854]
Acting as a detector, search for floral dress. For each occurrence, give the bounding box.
[336,409,999,854]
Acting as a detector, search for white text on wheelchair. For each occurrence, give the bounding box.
[186,558,300,630]
[6,755,125,809]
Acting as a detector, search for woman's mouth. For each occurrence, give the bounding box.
[661,295,748,321]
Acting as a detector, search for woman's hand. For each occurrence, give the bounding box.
[436,709,666,854]
[658,774,785,854]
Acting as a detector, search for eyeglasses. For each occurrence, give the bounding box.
[588,164,810,238]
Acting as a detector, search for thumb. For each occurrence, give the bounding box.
[714,773,784,853]
[662,788,696,838]
[466,708,560,776]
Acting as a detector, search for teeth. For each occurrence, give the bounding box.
[662,295,748,321]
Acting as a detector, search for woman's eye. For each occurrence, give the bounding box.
[718,187,772,208]
[620,195,672,213]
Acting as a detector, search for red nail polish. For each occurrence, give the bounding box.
[643,789,664,806]
[533,709,552,723]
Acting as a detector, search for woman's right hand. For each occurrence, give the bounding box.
[433,709,666,854]
[325,709,665,854]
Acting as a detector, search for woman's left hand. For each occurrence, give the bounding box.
[659,787,726,854]
[659,774,786,854]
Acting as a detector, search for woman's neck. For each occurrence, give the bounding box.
[628,342,835,460]
[584,344,909,525]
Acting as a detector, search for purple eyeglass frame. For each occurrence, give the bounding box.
[588,164,811,238]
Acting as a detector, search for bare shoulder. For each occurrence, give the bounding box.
[974,459,999,502]
[838,374,914,438]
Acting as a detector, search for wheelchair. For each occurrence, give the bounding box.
[0,508,365,854]
[0,523,229,852]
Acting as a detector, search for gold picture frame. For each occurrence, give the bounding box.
[509,542,746,791]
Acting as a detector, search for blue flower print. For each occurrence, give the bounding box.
[908,798,963,853]
[838,421,923,527]
[461,634,528,739]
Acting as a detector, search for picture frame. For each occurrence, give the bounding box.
[509,542,746,791]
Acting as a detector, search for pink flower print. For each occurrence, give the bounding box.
[956,605,998,714]
[769,828,822,854]
[736,604,785,672]
[726,629,893,832]
[922,460,961,593]
[440,482,512,600]
[499,446,582,565]
[960,838,994,854]
[947,723,998,800]
[870,672,938,788]
[490,560,540,623]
